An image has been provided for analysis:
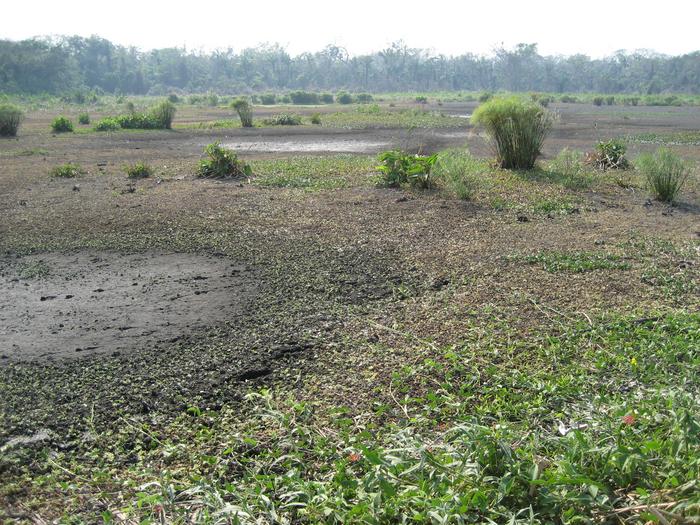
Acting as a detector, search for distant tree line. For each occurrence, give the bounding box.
[1,36,699,95]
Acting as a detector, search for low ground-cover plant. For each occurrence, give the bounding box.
[263,113,302,126]
[471,96,553,170]
[51,116,74,133]
[0,104,23,136]
[637,147,690,203]
[49,163,84,178]
[517,250,630,273]
[231,98,254,127]
[124,161,153,179]
[588,139,630,170]
[432,149,486,199]
[377,150,438,188]
[196,142,251,179]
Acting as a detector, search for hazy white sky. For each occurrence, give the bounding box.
[5,0,699,57]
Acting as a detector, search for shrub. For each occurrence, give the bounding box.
[593,96,604,106]
[168,93,180,103]
[415,96,428,104]
[197,142,252,179]
[433,150,484,200]
[125,101,136,113]
[624,96,640,106]
[116,113,159,129]
[589,139,629,170]
[124,161,153,179]
[336,91,353,104]
[320,93,334,104]
[260,93,277,105]
[264,114,302,126]
[51,116,74,133]
[207,93,219,106]
[478,92,493,103]
[279,94,291,104]
[231,98,254,127]
[637,148,690,203]
[78,113,90,125]
[606,96,616,106]
[50,163,84,178]
[289,91,319,105]
[0,104,23,136]
[560,95,578,103]
[148,100,176,129]
[188,95,203,105]
[356,93,374,103]
[377,150,438,188]
[310,113,322,125]
[93,117,121,131]
[471,96,554,170]
[538,96,552,108]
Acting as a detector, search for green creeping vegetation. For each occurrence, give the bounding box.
[0,103,23,136]
[377,150,438,189]
[197,142,252,179]
[16,260,50,279]
[231,98,254,127]
[49,163,84,178]
[515,251,631,273]
[471,97,554,170]
[251,155,376,190]
[625,131,700,146]
[124,161,153,179]
[637,148,691,203]
[28,313,700,523]
[263,113,303,126]
[50,115,74,133]
[321,106,468,129]
[93,99,176,131]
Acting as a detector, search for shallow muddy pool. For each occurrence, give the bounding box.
[222,139,391,153]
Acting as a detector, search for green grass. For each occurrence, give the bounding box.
[321,106,469,129]
[251,155,376,190]
[625,131,700,146]
[514,251,631,273]
[17,260,50,279]
[17,312,700,522]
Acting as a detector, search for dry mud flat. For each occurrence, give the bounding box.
[0,251,258,361]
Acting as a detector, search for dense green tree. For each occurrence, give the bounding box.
[1,36,699,95]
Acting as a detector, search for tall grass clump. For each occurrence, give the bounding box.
[78,113,90,125]
[197,142,252,179]
[0,104,23,136]
[231,98,254,127]
[51,116,74,133]
[433,150,485,199]
[471,97,553,170]
[148,100,176,129]
[637,148,691,203]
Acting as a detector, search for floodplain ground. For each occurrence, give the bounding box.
[1,98,698,523]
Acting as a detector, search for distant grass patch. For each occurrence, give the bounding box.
[515,251,630,273]
[531,197,579,214]
[322,107,468,129]
[17,260,50,279]
[263,113,303,126]
[625,131,700,146]
[251,155,375,190]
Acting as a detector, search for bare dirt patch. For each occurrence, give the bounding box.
[0,252,258,361]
